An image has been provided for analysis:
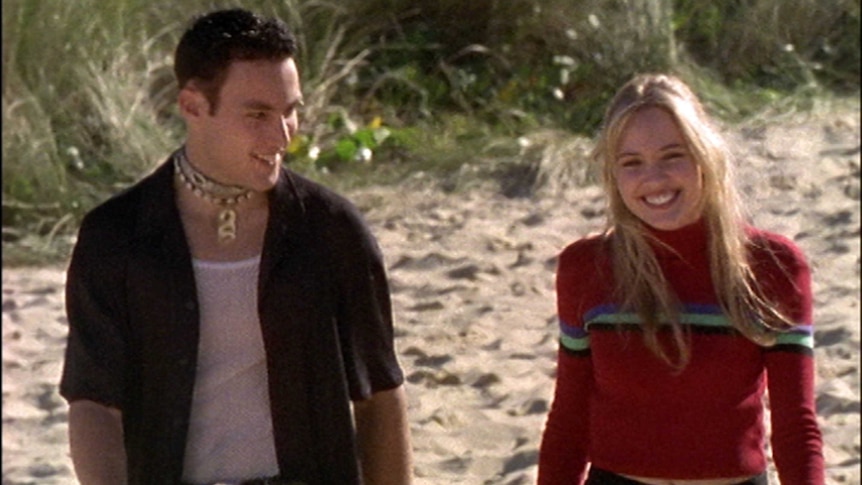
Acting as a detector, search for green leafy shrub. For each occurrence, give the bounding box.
[2,0,859,265]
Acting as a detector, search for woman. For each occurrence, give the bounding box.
[538,74,824,485]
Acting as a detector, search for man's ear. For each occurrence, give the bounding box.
[178,86,209,119]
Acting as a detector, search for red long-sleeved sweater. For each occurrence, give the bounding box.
[538,219,824,484]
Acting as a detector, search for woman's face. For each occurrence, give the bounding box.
[613,107,704,231]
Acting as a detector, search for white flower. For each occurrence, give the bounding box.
[358,147,373,163]
[308,146,320,160]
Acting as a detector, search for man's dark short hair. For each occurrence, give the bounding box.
[174,8,298,112]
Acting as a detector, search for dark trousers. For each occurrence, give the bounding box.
[586,467,768,485]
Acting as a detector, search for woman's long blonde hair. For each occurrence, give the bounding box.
[592,73,794,370]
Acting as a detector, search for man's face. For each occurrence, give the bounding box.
[182,58,303,193]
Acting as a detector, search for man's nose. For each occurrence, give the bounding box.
[273,116,290,148]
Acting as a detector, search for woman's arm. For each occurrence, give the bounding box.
[754,231,825,484]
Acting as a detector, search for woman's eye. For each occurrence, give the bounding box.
[663,151,688,162]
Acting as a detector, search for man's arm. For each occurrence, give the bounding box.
[353,385,413,485]
[68,400,127,485]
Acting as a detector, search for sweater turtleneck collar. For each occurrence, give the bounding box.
[644,218,709,261]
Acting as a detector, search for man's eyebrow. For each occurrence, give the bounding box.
[241,98,304,111]
[242,100,275,111]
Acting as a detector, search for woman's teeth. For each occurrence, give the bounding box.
[645,191,675,206]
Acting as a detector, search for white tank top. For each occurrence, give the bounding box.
[181,255,280,484]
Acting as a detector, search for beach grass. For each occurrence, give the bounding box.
[2,0,859,265]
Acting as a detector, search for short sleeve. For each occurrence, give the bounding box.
[59,215,129,409]
[331,203,404,401]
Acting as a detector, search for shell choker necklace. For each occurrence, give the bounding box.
[174,148,252,243]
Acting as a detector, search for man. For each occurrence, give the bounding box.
[60,9,412,485]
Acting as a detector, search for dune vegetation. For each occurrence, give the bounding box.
[3,0,859,264]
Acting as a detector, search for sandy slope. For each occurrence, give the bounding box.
[3,104,859,484]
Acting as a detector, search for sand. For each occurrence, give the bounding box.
[3,103,859,484]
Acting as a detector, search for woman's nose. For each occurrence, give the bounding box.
[643,163,670,182]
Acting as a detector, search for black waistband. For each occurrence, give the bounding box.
[239,478,305,485]
[586,467,768,485]
[182,479,306,485]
